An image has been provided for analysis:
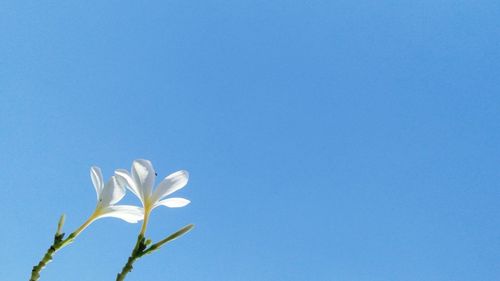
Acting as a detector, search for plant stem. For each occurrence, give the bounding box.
[29,214,94,281]
[116,208,150,281]
[116,235,148,281]
[29,233,65,281]
[115,224,194,281]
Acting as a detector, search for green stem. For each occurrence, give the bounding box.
[116,235,148,281]
[29,214,93,281]
[116,208,151,281]
[29,233,65,281]
[115,224,194,281]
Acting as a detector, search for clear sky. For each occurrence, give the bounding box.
[1,1,499,281]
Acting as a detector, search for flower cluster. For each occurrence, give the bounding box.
[30,159,193,281]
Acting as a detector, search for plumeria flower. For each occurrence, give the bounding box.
[73,167,144,235]
[115,159,190,234]
[29,166,144,281]
[113,160,192,280]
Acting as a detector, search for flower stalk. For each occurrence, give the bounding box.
[116,234,149,281]
[29,215,78,281]
[116,223,194,281]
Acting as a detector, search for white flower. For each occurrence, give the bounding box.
[88,166,144,224]
[115,160,190,225]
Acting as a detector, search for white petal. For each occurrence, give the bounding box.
[152,170,189,203]
[131,159,156,199]
[90,166,104,200]
[154,197,191,208]
[97,205,144,223]
[100,176,126,206]
[115,169,143,204]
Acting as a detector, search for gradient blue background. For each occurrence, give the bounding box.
[1,1,499,280]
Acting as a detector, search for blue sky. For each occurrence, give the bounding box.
[1,1,499,280]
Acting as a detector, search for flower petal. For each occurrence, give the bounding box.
[100,176,126,206]
[154,197,191,209]
[152,170,189,203]
[131,159,156,199]
[97,205,144,223]
[115,169,143,204]
[90,166,104,200]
